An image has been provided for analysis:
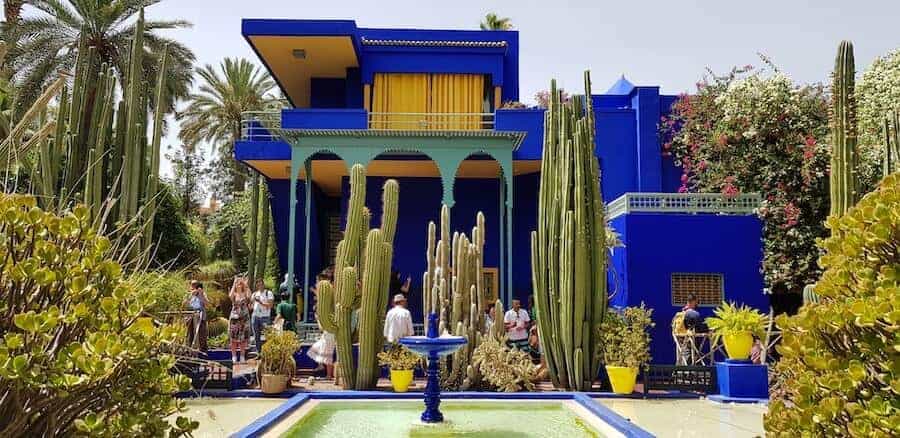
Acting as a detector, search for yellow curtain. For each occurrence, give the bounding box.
[371,73,484,130]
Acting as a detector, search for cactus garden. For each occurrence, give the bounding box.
[1,3,898,437]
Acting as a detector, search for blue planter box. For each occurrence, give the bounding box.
[714,360,768,401]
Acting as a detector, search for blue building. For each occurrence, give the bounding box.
[235,19,767,364]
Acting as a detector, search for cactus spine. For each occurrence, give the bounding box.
[424,204,489,390]
[315,164,398,390]
[531,71,607,391]
[829,41,859,217]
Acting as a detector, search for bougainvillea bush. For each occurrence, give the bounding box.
[660,65,831,295]
[0,195,196,437]
[764,173,900,437]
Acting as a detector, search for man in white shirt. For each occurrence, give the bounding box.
[384,294,414,343]
[504,299,531,350]
[251,280,274,350]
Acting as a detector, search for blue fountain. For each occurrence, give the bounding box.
[399,312,467,423]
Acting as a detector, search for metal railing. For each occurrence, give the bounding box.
[240,110,281,141]
[296,322,425,344]
[607,192,761,218]
[367,112,494,131]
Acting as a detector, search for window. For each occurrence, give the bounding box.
[671,273,723,307]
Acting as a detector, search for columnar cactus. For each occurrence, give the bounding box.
[883,111,899,178]
[315,164,398,390]
[531,71,608,391]
[422,204,490,390]
[830,41,859,217]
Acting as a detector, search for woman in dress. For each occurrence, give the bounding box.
[306,274,336,380]
[228,277,252,363]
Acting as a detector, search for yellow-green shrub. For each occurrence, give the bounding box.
[0,196,196,437]
[765,173,900,437]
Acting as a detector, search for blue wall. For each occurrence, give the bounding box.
[267,179,323,303]
[611,213,768,364]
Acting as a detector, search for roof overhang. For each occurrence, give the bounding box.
[242,19,361,107]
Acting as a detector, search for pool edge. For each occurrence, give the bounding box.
[229,392,656,438]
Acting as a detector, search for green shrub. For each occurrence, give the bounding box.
[207,316,229,338]
[470,335,540,392]
[598,304,654,369]
[194,260,237,286]
[705,301,769,345]
[150,184,200,268]
[130,271,188,316]
[0,195,196,437]
[258,328,300,377]
[765,173,900,437]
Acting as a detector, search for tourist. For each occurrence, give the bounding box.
[251,279,275,350]
[384,294,414,343]
[504,298,531,350]
[483,303,496,332]
[183,280,208,352]
[308,274,335,380]
[228,277,252,363]
[276,292,298,333]
[389,271,411,299]
[682,294,707,332]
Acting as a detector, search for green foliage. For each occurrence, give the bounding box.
[150,184,201,268]
[208,332,229,349]
[207,317,229,338]
[705,302,769,344]
[858,48,900,185]
[377,344,421,371]
[471,335,539,392]
[258,328,300,377]
[0,195,195,437]
[531,72,608,391]
[765,172,900,437]
[480,12,513,30]
[130,271,189,316]
[598,305,654,369]
[660,64,830,294]
[194,260,237,286]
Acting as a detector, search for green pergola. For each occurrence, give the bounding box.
[276,129,526,321]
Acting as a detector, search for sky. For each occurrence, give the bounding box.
[140,0,899,178]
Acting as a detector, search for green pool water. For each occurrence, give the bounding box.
[281,401,605,437]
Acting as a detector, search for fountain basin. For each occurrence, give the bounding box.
[399,335,467,357]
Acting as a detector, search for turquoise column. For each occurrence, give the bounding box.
[302,158,312,322]
[498,170,506,304]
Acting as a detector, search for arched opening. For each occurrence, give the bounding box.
[452,152,508,306]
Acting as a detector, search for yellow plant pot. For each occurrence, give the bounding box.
[722,331,753,360]
[390,369,414,393]
[605,366,638,394]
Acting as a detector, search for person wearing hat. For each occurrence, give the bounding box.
[383,294,414,344]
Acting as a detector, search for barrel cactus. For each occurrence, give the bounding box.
[531,71,608,391]
[315,164,398,390]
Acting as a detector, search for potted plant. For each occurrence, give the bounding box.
[599,304,654,394]
[377,344,421,392]
[257,328,301,394]
[706,302,768,360]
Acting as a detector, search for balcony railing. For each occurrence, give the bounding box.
[367,112,494,131]
[607,193,761,218]
[240,110,281,141]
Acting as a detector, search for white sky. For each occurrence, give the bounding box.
[137,0,899,178]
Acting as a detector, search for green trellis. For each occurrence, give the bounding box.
[277,129,525,321]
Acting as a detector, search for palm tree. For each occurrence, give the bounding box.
[10,0,195,118]
[178,58,276,266]
[480,12,512,30]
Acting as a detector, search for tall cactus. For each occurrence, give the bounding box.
[883,111,899,178]
[314,164,398,390]
[531,71,607,391]
[423,204,489,390]
[829,41,859,217]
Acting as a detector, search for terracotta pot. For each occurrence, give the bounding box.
[260,374,287,394]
